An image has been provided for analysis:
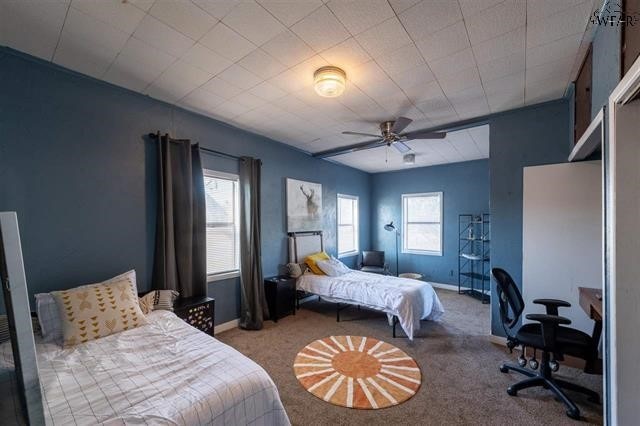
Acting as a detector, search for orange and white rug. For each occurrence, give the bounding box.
[293,336,421,409]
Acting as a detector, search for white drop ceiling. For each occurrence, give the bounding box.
[0,0,597,172]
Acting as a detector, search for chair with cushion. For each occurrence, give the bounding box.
[358,251,389,275]
[492,267,599,420]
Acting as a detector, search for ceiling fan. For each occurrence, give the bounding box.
[312,117,447,158]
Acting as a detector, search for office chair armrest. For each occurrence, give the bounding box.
[525,313,571,350]
[533,299,571,315]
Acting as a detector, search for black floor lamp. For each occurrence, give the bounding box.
[384,221,399,276]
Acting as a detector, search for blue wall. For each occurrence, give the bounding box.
[489,100,570,335]
[370,160,490,282]
[0,48,371,324]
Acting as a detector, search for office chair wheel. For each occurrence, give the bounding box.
[499,365,509,373]
[506,386,517,396]
[566,408,581,420]
[549,360,559,372]
[517,354,527,367]
[529,358,539,370]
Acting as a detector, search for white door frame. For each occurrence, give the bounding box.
[606,53,640,425]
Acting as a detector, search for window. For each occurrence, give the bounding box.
[402,192,443,256]
[204,170,240,280]
[337,194,359,257]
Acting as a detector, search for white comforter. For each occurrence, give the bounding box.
[297,270,445,340]
[1,311,290,426]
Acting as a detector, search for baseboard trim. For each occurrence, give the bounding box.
[214,318,239,334]
[489,335,508,346]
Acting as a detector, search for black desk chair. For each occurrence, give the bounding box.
[492,267,599,420]
[359,251,389,275]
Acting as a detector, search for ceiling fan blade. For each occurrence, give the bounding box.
[313,139,384,158]
[393,141,412,154]
[342,131,383,138]
[403,131,447,140]
[391,116,413,134]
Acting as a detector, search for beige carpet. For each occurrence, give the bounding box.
[218,289,603,425]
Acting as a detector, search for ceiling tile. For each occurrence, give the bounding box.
[223,1,286,46]
[388,0,421,14]
[406,80,445,104]
[486,89,525,113]
[0,1,67,61]
[71,0,145,34]
[200,22,256,62]
[261,30,314,67]
[399,0,462,41]
[415,21,470,62]
[376,43,426,78]
[237,48,286,80]
[348,60,389,88]
[269,55,327,92]
[478,52,525,82]
[103,37,176,92]
[133,14,195,57]
[181,43,233,75]
[202,76,245,99]
[465,0,525,45]
[62,8,130,53]
[217,64,263,90]
[231,91,269,109]
[213,101,253,119]
[392,64,436,92]
[147,59,213,103]
[430,48,476,80]
[527,0,587,23]
[53,32,118,79]
[179,88,226,114]
[128,0,155,13]
[473,27,525,64]
[355,17,412,58]
[439,66,481,95]
[416,96,456,118]
[257,0,323,27]
[526,56,575,85]
[192,0,241,20]
[291,5,350,51]
[526,33,583,69]
[483,71,524,98]
[320,38,371,74]
[458,0,504,19]
[327,0,395,35]
[249,81,287,101]
[525,75,567,104]
[527,1,592,48]
[149,0,218,41]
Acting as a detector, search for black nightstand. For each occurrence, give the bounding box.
[264,276,296,322]
[174,296,215,337]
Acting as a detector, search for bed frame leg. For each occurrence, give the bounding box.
[393,316,397,338]
[336,303,340,322]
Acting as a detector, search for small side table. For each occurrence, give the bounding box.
[264,276,296,322]
[174,296,215,337]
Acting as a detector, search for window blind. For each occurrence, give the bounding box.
[204,171,239,276]
[338,195,359,256]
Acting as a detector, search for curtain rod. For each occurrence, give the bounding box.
[148,132,243,161]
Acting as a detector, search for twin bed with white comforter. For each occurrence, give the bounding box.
[297,270,445,340]
[1,310,290,426]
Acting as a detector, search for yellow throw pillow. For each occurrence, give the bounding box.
[51,279,148,347]
[305,252,330,275]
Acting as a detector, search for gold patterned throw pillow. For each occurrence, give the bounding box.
[51,279,148,347]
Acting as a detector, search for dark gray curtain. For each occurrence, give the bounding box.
[239,157,268,329]
[152,133,206,298]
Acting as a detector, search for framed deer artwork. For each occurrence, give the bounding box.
[286,178,323,232]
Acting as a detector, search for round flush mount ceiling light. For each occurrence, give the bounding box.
[314,66,346,98]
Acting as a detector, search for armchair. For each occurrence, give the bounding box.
[358,251,389,275]
[491,268,599,420]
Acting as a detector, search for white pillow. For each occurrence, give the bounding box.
[36,270,139,344]
[316,257,350,277]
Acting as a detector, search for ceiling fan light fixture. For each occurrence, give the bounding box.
[403,153,415,165]
[314,66,346,98]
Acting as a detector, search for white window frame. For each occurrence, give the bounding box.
[203,169,240,282]
[401,192,443,256]
[337,193,359,258]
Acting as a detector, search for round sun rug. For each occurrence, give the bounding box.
[293,336,421,409]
